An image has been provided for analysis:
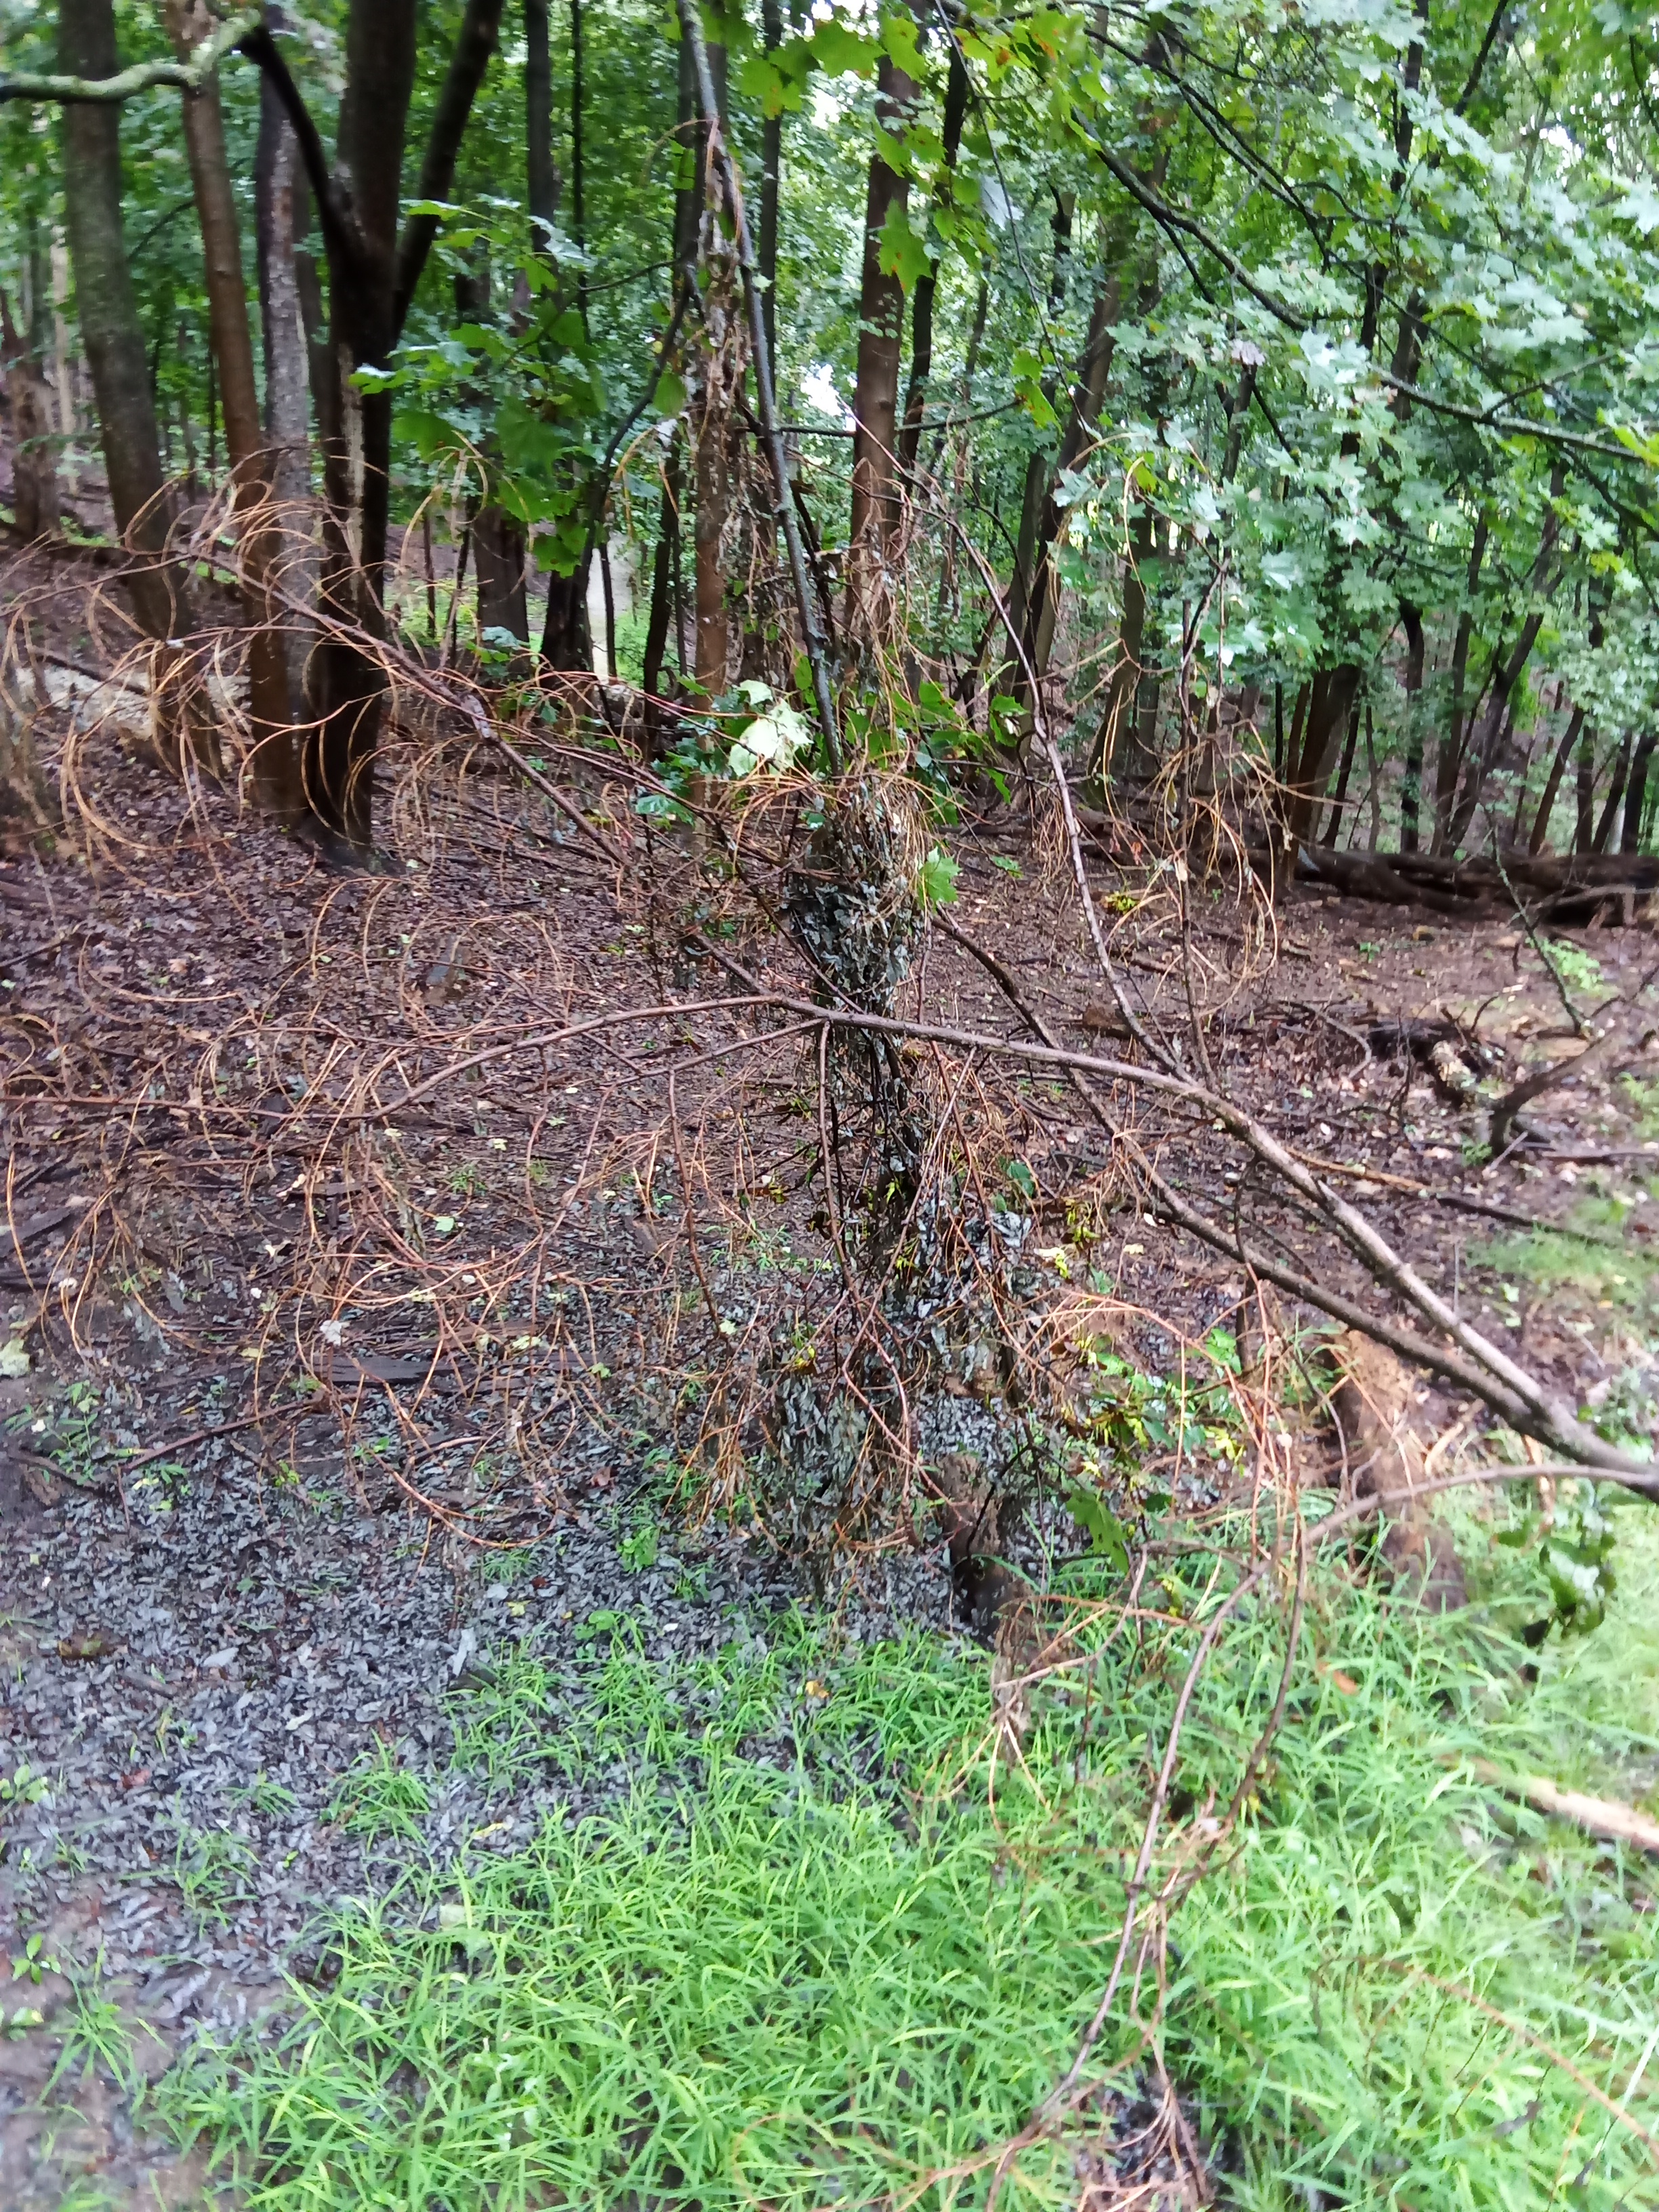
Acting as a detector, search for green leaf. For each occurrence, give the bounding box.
[916,843,960,909]
[1067,1490,1130,1572]
[878,201,934,293]
[811,18,876,77]
[653,369,687,419]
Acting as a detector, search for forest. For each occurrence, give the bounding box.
[1,0,1659,2206]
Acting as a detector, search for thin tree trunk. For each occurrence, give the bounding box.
[1576,721,1597,853]
[1530,704,1584,854]
[758,0,784,382]
[169,0,298,811]
[1433,514,1489,853]
[1321,697,1362,846]
[846,45,916,626]
[525,0,560,255]
[1094,502,1152,784]
[0,288,59,541]
[1621,733,1657,855]
[897,45,968,480]
[1399,601,1425,851]
[691,32,732,696]
[1593,735,1633,855]
[255,78,316,800]
[642,430,682,747]
[58,0,203,770]
[1280,663,1363,867]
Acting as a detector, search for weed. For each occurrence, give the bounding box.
[165,1518,1659,2212]
[619,1517,659,1572]
[230,1773,298,1820]
[328,1743,431,1846]
[9,1932,59,1984]
[0,1762,49,1810]
[50,1958,140,2096]
[448,1655,556,1792]
[169,1820,256,1927]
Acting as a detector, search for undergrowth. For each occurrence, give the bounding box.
[162,1504,1659,2210]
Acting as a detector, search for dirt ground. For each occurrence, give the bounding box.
[3,547,1656,2205]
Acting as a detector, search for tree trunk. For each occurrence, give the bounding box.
[255,78,318,804]
[0,288,60,541]
[1321,697,1363,846]
[758,0,785,384]
[1433,514,1488,853]
[1575,720,1596,853]
[691,33,732,697]
[1621,733,1656,855]
[1530,704,1584,854]
[1593,735,1633,855]
[250,0,502,842]
[1399,601,1425,851]
[1094,501,1153,785]
[846,46,916,626]
[525,0,560,255]
[642,430,682,748]
[897,45,968,480]
[58,0,207,771]
[1280,663,1363,867]
[169,0,299,814]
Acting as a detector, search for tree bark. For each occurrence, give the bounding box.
[1280,663,1363,867]
[1620,732,1656,855]
[57,0,206,769]
[1593,735,1633,854]
[691,33,732,696]
[168,0,300,813]
[524,0,560,255]
[758,0,785,382]
[249,0,502,843]
[0,287,59,541]
[1433,514,1488,853]
[1530,704,1584,855]
[846,45,916,624]
[1449,465,1563,850]
[1399,601,1425,851]
[1321,697,1363,846]
[897,44,967,479]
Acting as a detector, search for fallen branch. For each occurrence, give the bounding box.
[1466,1759,1659,1855]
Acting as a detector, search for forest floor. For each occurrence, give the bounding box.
[2,565,1658,2206]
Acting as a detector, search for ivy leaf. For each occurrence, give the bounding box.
[916,844,960,908]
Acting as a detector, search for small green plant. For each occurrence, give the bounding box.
[448,1655,555,1791]
[328,1744,430,1846]
[1543,935,1604,997]
[9,1933,60,1984]
[230,1773,298,1819]
[0,1763,49,1810]
[620,1519,659,1573]
[50,1958,140,2096]
[169,1821,257,1928]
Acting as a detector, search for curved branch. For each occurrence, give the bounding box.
[0,5,261,103]
[392,0,506,337]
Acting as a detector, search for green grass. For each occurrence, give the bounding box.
[161,1506,1659,2209]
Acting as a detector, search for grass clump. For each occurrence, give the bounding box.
[165,1504,1659,2210]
